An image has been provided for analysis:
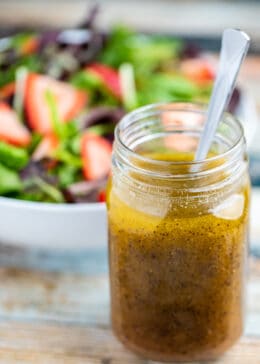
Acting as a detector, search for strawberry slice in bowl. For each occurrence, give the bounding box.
[0,102,31,146]
[86,63,122,99]
[81,132,112,181]
[32,134,59,161]
[25,73,87,134]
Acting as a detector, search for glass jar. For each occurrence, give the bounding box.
[107,102,250,362]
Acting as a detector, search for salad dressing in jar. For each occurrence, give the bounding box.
[107,103,250,362]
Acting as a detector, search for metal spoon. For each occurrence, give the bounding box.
[195,29,250,161]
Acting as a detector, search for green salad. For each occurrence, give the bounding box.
[0,14,219,203]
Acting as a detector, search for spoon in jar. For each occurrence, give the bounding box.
[195,29,250,161]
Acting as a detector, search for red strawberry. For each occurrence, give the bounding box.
[181,58,215,84]
[0,102,31,146]
[86,63,121,99]
[25,73,87,134]
[98,190,106,203]
[81,133,112,181]
[32,134,58,161]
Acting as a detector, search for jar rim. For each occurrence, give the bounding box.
[115,102,245,170]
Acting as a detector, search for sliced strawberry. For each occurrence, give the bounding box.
[81,133,112,181]
[0,102,31,146]
[25,73,87,134]
[86,63,121,99]
[98,190,106,203]
[180,58,215,84]
[0,82,15,99]
[32,134,58,161]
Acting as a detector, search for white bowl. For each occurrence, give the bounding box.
[0,197,107,250]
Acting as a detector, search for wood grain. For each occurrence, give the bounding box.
[0,323,259,364]
[0,260,259,332]
[0,268,110,326]
[0,258,258,362]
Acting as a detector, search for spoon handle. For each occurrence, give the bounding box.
[195,29,250,161]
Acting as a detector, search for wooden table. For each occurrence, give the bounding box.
[0,245,258,364]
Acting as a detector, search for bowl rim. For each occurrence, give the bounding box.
[0,196,105,211]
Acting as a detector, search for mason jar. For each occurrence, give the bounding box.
[107,102,250,362]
